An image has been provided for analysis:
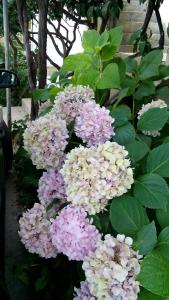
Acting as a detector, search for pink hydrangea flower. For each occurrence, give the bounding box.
[51,85,95,124]
[23,115,68,170]
[82,234,142,300]
[75,101,115,146]
[19,203,58,258]
[38,169,66,209]
[74,281,96,300]
[50,205,101,261]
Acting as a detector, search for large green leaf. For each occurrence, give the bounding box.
[138,50,163,80]
[134,222,157,255]
[138,108,169,132]
[108,104,131,127]
[156,202,169,229]
[139,64,160,80]
[62,53,93,72]
[95,31,109,53]
[110,195,149,236]
[134,81,155,100]
[109,26,123,51]
[138,288,165,300]
[138,251,169,297]
[157,227,169,260]
[125,57,138,73]
[126,140,149,162]
[76,68,100,89]
[156,87,169,97]
[82,30,100,52]
[146,143,169,177]
[114,122,136,145]
[97,63,120,89]
[140,49,163,66]
[134,174,169,209]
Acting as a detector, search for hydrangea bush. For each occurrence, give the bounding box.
[17,27,169,299]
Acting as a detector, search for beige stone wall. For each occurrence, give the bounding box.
[117,0,169,53]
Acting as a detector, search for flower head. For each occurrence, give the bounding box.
[82,234,141,300]
[19,203,57,258]
[50,205,101,261]
[75,101,115,146]
[51,85,94,124]
[73,281,96,300]
[23,115,69,170]
[38,169,66,209]
[61,141,133,215]
[137,99,167,137]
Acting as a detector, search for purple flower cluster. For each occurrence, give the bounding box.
[74,281,96,300]
[50,205,101,261]
[38,169,66,209]
[19,203,58,258]
[75,101,115,146]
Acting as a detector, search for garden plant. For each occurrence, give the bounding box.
[14,26,169,300]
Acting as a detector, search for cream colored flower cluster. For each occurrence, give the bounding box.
[138,99,167,137]
[51,84,94,124]
[23,114,69,170]
[61,141,133,215]
[82,234,141,300]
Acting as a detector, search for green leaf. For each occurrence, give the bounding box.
[134,174,169,209]
[82,30,100,53]
[33,88,51,101]
[138,108,169,132]
[97,63,120,89]
[164,136,169,144]
[117,87,130,101]
[101,44,116,61]
[156,87,169,97]
[159,65,169,78]
[101,1,111,18]
[110,195,149,236]
[134,222,157,255]
[138,288,165,300]
[134,81,155,100]
[157,227,169,260]
[138,251,169,297]
[114,122,136,145]
[62,53,93,72]
[146,143,169,177]
[109,26,123,51]
[140,49,163,69]
[35,267,49,291]
[126,140,149,162]
[156,201,169,229]
[125,57,138,73]
[109,104,131,126]
[138,50,163,80]
[77,68,100,89]
[95,31,109,52]
[136,134,152,147]
[112,57,126,81]
[139,64,160,80]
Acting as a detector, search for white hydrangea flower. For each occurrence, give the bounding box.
[19,203,58,258]
[137,99,167,137]
[61,141,133,215]
[23,114,69,170]
[51,84,95,124]
[82,234,142,300]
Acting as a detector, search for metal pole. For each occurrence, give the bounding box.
[2,0,11,129]
[0,106,5,279]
